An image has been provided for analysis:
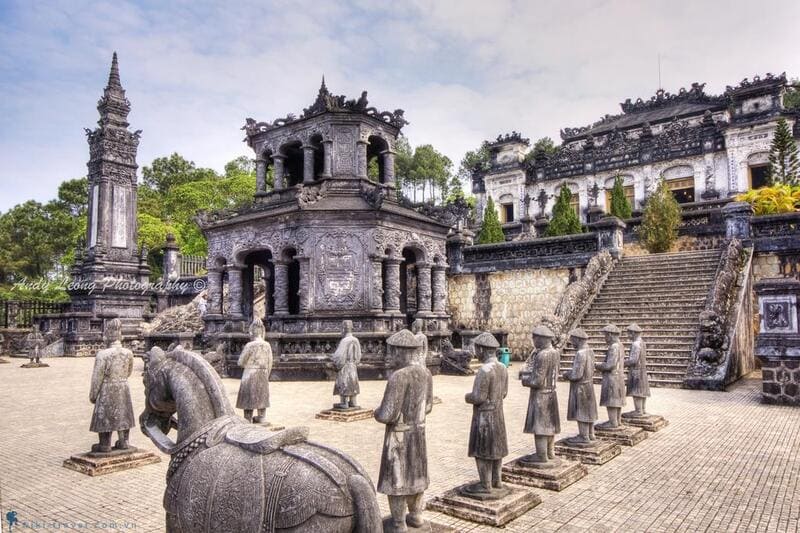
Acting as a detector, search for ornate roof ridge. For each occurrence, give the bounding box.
[619,82,724,113]
[486,131,530,147]
[242,79,409,138]
[724,72,787,95]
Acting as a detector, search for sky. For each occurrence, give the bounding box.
[1,0,799,212]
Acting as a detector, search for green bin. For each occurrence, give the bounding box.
[498,347,511,367]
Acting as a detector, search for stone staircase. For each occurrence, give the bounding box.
[559,248,721,388]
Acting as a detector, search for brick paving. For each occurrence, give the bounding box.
[0,358,798,532]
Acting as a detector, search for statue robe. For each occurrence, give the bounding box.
[625,339,651,398]
[466,358,508,460]
[89,341,135,433]
[375,364,433,496]
[332,334,361,396]
[522,346,561,436]
[598,341,626,407]
[564,348,598,423]
[413,332,429,367]
[236,339,272,410]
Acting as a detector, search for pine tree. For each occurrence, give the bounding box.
[638,179,681,253]
[768,118,799,186]
[476,197,505,244]
[546,184,582,236]
[609,175,632,219]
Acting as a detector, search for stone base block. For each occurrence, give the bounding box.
[315,407,375,422]
[427,483,540,527]
[554,438,621,465]
[63,448,161,476]
[254,421,286,431]
[381,517,456,532]
[502,455,588,491]
[21,362,49,368]
[433,396,443,405]
[0,357,10,364]
[594,423,648,446]
[621,412,669,432]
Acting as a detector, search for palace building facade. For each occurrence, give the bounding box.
[473,73,799,231]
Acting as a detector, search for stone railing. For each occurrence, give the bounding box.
[0,300,68,329]
[179,254,207,277]
[623,198,731,243]
[685,239,755,390]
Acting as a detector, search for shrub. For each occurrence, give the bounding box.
[547,184,582,236]
[638,180,681,253]
[736,184,800,215]
[767,117,799,186]
[609,175,632,219]
[476,197,505,244]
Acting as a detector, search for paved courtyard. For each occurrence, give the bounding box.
[0,357,798,532]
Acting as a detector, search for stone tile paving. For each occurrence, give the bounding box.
[0,358,798,532]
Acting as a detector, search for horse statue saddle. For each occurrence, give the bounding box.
[224,424,308,454]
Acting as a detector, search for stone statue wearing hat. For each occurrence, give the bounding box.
[411,318,428,367]
[596,324,626,428]
[89,318,135,453]
[624,323,650,415]
[561,328,598,444]
[521,324,561,464]
[332,320,362,410]
[462,332,509,497]
[375,329,433,532]
[236,319,273,424]
[25,330,46,365]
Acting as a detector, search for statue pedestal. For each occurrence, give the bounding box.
[315,407,374,422]
[501,455,587,491]
[432,396,443,405]
[554,438,621,465]
[21,362,49,368]
[63,447,161,476]
[381,517,456,532]
[427,483,540,527]
[254,421,286,431]
[594,423,648,446]
[0,357,10,364]
[621,412,669,432]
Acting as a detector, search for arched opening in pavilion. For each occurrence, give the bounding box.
[282,141,304,187]
[283,248,301,315]
[367,135,389,183]
[241,250,273,323]
[399,247,419,324]
[309,133,325,180]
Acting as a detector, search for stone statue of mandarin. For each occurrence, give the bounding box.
[25,330,46,364]
[332,320,362,410]
[463,332,509,497]
[236,319,273,424]
[411,319,428,367]
[624,323,651,415]
[596,324,626,428]
[561,328,598,444]
[375,329,433,532]
[521,325,561,465]
[89,318,135,453]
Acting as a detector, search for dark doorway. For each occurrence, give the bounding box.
[243,250,273,322]
[750,165,770,190]
[400,248,418,324]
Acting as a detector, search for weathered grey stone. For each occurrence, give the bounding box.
[63,448,160,476]
[331,320,362,410]
[141,345,382,532]
[520,326,561,466]
[624,324,651,416]
[236,320,272,423]
[621,412,669,432]
[376,329,432,531]
[596,324,626,428]
[593,424,648,446]
[554,438,621,465]
[427,484,540,527]
[561,329,598,445]
[501,456,587,491]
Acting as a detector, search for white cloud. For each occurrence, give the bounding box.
[1,0,799,210]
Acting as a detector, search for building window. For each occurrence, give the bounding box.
[666,177,695,204]
[605,185,635,212]
[501,203,514,223]
[749,165,770,190]
[569,192,580,217]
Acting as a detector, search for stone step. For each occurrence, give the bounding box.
[560,355,691,366]
[599,282,713,293]
[564,342,696,351]
[580,321,699,329]
[570,334,697,344]
[587,303,707,313]
[613,262,719,273]
[601,279,714,289]
[603,275,716,285]
[592,294,708,303]
[621,250,720,262]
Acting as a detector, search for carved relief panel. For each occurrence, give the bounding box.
[333,125,357,175]
[314,231,367,310]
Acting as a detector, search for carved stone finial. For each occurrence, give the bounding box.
[108,52,122,89]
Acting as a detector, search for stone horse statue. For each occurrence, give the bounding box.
[141,347,382,532]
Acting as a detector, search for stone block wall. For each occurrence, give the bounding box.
[760,358,800,405]
[448,268,570,358]
[623,234,727,256]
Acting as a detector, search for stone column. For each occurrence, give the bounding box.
[431,264,447,313]
[384,257,402,312]
[588,216,627,259]
[162,233,180,280]
[226,265,243,318]
[296,256,311,313]
[381,150,396,186]
[255,157,267,193]
[723,201,754,241]
[356,140,368,179]
[369,254,385,312]
[416,262,432,315]
[206,268,223,315]
[96,179,110,248]
[272,155,286,190]
[302,145,315,184]
[273,260,289,315]
[322,140,333,178]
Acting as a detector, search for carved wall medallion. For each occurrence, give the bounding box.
[315,232,365,310]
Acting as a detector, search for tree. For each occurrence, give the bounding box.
[476,197,505,244]
[784,80,800,111]
[456,143,491,185]
[639,179,681,253]
[141,153,217,193]
[609,175,632,219]
[547,184,582,236]
[409,144,452,203]
[767,118,799,186]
